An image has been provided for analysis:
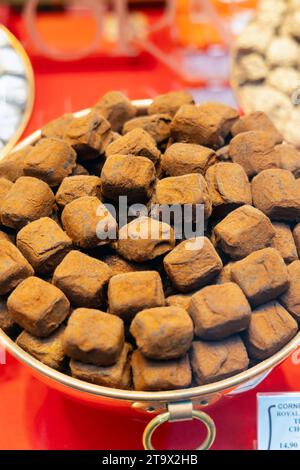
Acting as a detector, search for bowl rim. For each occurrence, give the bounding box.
[1,98,300,403]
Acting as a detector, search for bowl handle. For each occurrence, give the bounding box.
[142,400,216,450]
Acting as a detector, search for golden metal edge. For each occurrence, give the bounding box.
[1,98,300,403]
[0,25,35,160]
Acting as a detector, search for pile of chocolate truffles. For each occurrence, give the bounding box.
[0,90,300,392]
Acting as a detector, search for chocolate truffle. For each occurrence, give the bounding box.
[8,277,70,337]
[53,250,112,308]
[70,342,132,389]
[94,91,136,132]
[231,111,283,144]
[101,154,156,203]
[131,350,191,391]
[123,114,172,144]
[231,248,288,306]
[243,301,298,360]
[0,146,30,182]
[271,222,298,264]
[271,143,300,178]
[0,297,15,333]
[213,205,275,259]
[189,282,251,340]
[108,271,165,321]
[164,236,222,293]
[0,176,54,230]
[161,143,216,177]
[55,175,101,208]
[280,261,300,321]
[0,241,34,295]
[148,91,194,117]
[190,336,249,385]
[0,178,13,206]
[171,102,239,148]
[105,128,161,164]
[252,169,300,220]
[63,308,124,366]
[16,325,66,370]
[61,196,118,248]
[131,306,193,360]
[16,217,72,274]
[41,114,73,140]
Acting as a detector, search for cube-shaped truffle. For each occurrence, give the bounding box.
[252,169,300,221]
[189,283,251,340]
[131,350,192,391]
[161,143,216,177]
[243,301,298,360]
[271,222,298,264]
[148,91,194,117]
[272,144,300,178]
[123,114,171,144]
[23,138,76,186]
[155,173,212,221]
[231,248,289,306]
[0,178,12,206]
[64,111,111,160]
[166,293,193,310]
[0,176,54,230]
[101,154,156,203]
[130,306,193,360]
[231,111,283,144]
[190,336,249,385]
[171,102,239,148]
[0,297,15,333]
[0,146,30,182]
[61,196,118,248]
[55,175,101,208]
[53,250,112,308]
[94,91,137,132]
[205,162,252,213]
[70,343,132,389]
[16,217,72,274]
[164,237,222,293]
[16,326,66,370]
[105,128,161,164]
[213,205,275,259]
[7,277,70,337]
[108,271,165,321]
[280,261,300,321]
[0,241,34,295]
[117,216,175,262]
[41,114,73,139]
[229,131,279,178]
[63,308,124,366]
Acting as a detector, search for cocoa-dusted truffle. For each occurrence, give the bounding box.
[231,111,283,144]
[123,114,172,144]
[94,91,136,132]
[213,205,275,259]
[0,146,31,182]
[63,308,124,366]
[55,175,101,208]
[271,222,298,264]
[16,326,66,370]
[16,217,72,275]
[0,178,12,206]
[0,241,34,295]
[166,293,193,310]
[148,91,194,117]
[155,173,212,221]
[231,248,288,306]
[131,350,191,391]
[0,297,15,333]
[0,176,54,230]
[117,216,175,262]
[61,196,118,249]
[272,144,300,178]
[280,261,300,321]
[70,342,132,389]
[41,114,73,140]
[108,271,165,321]
[205,162,252,213]
[164,236,222,293]
[229,131,279,178]
[105,128,161,164]
[53,250,112,308]
[161,143,216,177]
[8,277,70,337]
[131,306,193,360]
[190,336,249,385]
[189,282,251,340]
[252,169,300,221]
[101,154,156,203]
[243,301,298,360]
[64,111,111,160]
[171,102,239,148]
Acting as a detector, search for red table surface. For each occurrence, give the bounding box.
[1,8,300,451]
